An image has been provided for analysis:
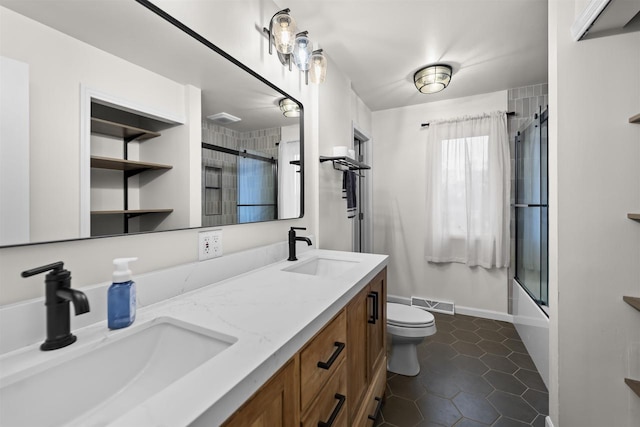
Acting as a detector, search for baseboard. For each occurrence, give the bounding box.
[387,294,513,323]
[455,305,514,323]
[545,416,554,427]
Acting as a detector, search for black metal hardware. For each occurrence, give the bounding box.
[317,393,346,427]
[288,227,312,261]
[422,111,515,128]
[319,156,370,172]
[317,342,345,370]
[367,396,384,422]
[367,293,376,324]
[372,291,379,321]
[21,262,90,351]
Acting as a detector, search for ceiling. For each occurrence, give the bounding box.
[275,0,548,112]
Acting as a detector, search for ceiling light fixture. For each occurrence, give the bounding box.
[279,98,300,117]
[263,8,327,85]
[414,64,452,94]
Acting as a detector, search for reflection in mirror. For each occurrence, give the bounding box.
[0,0,303,247]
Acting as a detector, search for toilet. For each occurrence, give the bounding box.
[386,302,437,376]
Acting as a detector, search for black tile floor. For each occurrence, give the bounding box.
[375,312,548,427]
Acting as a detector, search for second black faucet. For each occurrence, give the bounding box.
[288,227,312,261]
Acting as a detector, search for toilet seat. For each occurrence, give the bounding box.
[387,302,435,328]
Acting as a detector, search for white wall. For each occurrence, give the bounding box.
[372,91,510,315]
[548,1,640,425]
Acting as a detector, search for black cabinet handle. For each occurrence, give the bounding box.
[367,292,376,324]
[318,393,346,427]
[368,291,379,323]
[317,342,345,370]
[367,396,383,422]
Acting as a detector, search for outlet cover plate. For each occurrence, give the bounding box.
[199,229,222,261]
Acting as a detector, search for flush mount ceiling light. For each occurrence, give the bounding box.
[263,8,327,85]
[279,98,300,118]
[414,64,452,94]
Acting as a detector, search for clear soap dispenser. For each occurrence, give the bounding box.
[108,257,138,330]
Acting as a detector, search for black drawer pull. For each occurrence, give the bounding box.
[367,396,383,422]
[317,342,345,370]
[318,393,346,427]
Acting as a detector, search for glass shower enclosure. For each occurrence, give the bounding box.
[515,108,549,308]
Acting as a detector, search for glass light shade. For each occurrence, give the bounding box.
[279,98,300,117]
[292,34,313,71]
[271,12,297,54]
[309,51,327,84]
[414,64,452,94]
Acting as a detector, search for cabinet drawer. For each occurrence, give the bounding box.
[300,310,347,411]
[301,360,348,427]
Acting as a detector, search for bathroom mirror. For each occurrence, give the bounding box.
[0,0,304,247]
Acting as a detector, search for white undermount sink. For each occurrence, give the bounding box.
[282,256,360,277]
[0,317,237,427]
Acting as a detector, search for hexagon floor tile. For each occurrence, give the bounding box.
[375,313,548,427]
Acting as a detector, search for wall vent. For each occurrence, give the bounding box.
[411,296,455,315]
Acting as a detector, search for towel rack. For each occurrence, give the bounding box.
[319,156,371,172]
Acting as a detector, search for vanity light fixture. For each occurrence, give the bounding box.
[279,98,300,118]
[263,9,327,84]
[309,49,327,84]
[414,64,452,94]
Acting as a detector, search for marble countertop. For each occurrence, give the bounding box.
[0,249,388,426]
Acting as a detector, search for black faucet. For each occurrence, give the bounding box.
[288,227,312,261]
[22,262,90,351]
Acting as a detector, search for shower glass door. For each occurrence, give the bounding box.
[515,108,548,307]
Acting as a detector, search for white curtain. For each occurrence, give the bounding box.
[425,111,510,268]
[278,140,300,218]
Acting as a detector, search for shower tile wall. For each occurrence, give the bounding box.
[201,122,281,226]
[507,84,548,313]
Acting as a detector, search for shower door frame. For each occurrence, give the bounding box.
[514,107,549,311]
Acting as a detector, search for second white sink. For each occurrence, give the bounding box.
[0,317,236,427]
[282,256,360,277]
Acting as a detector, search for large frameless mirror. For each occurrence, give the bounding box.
[0,0,304,247]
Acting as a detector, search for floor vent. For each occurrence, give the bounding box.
[411,297,455,315]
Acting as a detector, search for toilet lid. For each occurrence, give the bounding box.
[387,303,435,327]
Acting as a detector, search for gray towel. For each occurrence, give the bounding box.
[342,171,357,218]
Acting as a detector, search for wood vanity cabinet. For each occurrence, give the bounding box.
[222,358,300,427]
[223,267,387,427]
[348,268,387,426]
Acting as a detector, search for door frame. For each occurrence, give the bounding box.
[352,122,373,253]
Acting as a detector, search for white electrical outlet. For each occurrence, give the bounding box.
[199,229,222,260]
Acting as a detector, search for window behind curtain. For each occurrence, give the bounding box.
[425,112,510,268]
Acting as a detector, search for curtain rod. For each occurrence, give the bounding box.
[421,111,515,128]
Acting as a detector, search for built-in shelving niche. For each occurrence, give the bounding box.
[90,102,179,236]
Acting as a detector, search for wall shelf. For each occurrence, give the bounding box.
[91,118,161,142]
[91,156,172,174]
[629,113,640,124]
[91,209,173,218]
[623,296,640,312]
[628,213,640,221]
[319,156,371,171]
[625,378,640,398]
